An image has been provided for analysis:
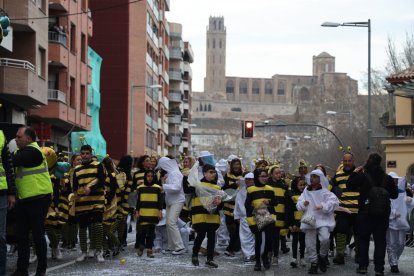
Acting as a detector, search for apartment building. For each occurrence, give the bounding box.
[90,0,170,159]
[0,0,48,139]
[28,0,93,151]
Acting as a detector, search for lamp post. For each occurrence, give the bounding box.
[129,84,162,156]
[321,19,371,150]
[326,110,352,127]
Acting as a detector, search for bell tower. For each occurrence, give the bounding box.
[204,16,226,93]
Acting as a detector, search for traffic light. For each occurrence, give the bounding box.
[242,120,254,138]
[0,15,10,43]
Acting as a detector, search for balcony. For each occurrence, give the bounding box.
[168,114,181,124]
[48,89,66,103]
[49,0,69,12]
[48,31,67,46]
[168,90,182,102]
[387,124,414,137]
[169,69,182,81]
[169,47,183,60]
[49,37,69,68]
[168,134,181,146]
[0,58,47,108]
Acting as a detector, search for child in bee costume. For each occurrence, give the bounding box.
[386,172,414,273]
[135,170,162,258]
[297,169,339,274]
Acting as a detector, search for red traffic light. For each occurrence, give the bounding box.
[242,120,254,138]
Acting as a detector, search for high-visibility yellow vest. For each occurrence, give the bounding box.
[0,130,6,190]
[15,142,52,199]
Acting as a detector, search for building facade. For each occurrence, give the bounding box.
[383,66,414,182]
[168,23,194,158]
[90,0,171,159]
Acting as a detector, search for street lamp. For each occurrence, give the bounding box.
[326,110,352,127]
[321,19,371,150]
[256,122,344,148]
[129,84,162,156]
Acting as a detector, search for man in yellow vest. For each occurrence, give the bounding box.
[0,129,16,276]
[11,126,52,276]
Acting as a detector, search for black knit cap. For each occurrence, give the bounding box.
[202,164,216,173]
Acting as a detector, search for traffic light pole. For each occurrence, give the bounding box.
[255,122,344,148]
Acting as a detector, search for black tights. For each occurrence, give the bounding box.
[192,224,218,260]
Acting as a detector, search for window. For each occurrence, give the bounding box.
[265,81,273,94]
[219,39,222,48]
[213,39,215,49]
[38,47,46,78]
[70,77,76,108]
[80,85,86,113]
[208,104,212,112]
[199,103,203,111]
[81,33,86,62]
[226,80,234,93]
[240,80,247,94]
[252,80,260,94]
[70,23,76,53]
[277,81,285,95]
[299,87,310,101]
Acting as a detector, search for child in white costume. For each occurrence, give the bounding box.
[386,172,414,273]
[233,173,255,261]
[297,169,339,274]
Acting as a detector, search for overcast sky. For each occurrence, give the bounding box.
[167,0,414,93]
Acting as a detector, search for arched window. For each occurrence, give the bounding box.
[299,87,310,101]
[265,81,273,94]
[252,80,260,94]
[204,104,207,111]
[277,82,285,95]
[219,20,222,30]
[208,104,212,112]
[226,80,234,93]
[240,80,247,94]
[199,103,203,111]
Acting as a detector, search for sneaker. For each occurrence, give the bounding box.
[391,265,399,273]
[87,249,96,258]
[55,248,63,260]
[356,266,368,274]
[272,256,278,266]
[191,254,199,266]
[308,262,318,274]
[318,255,327,273]
[254,262,261,271]
[205,259,218,268]
[103,250,111,258]
[244,256,255,263]
[299,258,306,267]
[333,254,345,265]
[136,246,144,257]
[29,250,37,264]
[96,251,104,262]
[224,250,235,257]
[147,249,154,258]
[76,252,87,262]
[172,248,186,255]
[290,259,298,268]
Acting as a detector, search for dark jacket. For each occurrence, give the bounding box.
[347,170,398,212]
[1,142,16,196]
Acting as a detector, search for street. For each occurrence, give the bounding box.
[6,227,414,276]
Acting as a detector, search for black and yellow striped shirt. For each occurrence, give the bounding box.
[333,168,359,214]
[136,183,162,225]
[267,178,288,228]
[245,185,276,228]
[191,181,221,225]
[222,172,242,218]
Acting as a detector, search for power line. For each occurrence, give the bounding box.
[10,0,142,21]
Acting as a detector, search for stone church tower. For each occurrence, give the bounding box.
[312,52,335,77]
[204,16,226,93]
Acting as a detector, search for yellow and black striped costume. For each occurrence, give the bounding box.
[73,160,105,216]
[136,183,162,225]
[191,182,221,226]
[103,172,118,226]
[45,175,66,226]
[333,168,359,214]
[57,172,72,224]
[245,185,276,230]
[290,194,303,231]
[222,172,242,219]
[267,178,288,229]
